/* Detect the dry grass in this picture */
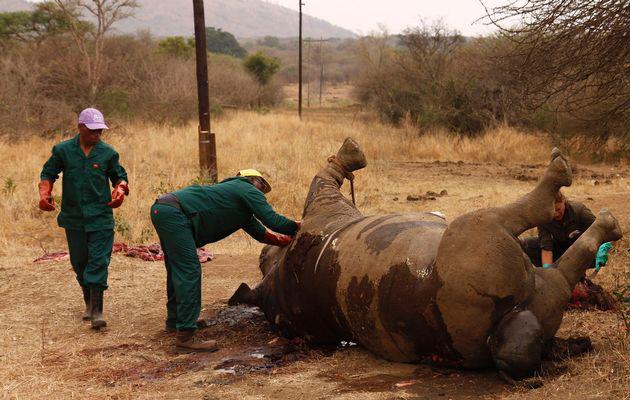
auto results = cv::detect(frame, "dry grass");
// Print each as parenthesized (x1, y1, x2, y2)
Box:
(0, 110, 627, 399)
(0, 111, 552, 256)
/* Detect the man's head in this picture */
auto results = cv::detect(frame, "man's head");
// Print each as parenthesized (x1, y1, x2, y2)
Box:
(553, 191, 566, 221)
(237, 169, 272, 194)
(78, 108, 108, 146)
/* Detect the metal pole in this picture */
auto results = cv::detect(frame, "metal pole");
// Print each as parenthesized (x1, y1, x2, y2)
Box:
(298, 1, 304, 119)
(192, 0, 217, 182)
(306, 39, 311, 108)
(319, 37, 324, 106)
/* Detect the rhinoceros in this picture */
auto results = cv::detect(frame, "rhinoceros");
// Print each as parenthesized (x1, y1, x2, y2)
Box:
(230, 138, 622, 378)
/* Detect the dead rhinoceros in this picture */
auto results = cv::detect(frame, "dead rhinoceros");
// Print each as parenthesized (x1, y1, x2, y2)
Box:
(230, 138, 622, 378)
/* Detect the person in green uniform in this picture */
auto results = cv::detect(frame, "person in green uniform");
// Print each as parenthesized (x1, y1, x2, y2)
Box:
(39, 108, 129, 329)
(521, 191, 612, 269)
(150, 169, 299, 352)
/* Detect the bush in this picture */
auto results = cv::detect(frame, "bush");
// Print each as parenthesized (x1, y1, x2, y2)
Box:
(0, 32, 284, 137)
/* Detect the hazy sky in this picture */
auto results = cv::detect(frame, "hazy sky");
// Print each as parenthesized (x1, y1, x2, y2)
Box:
(266, 0, 506, 36)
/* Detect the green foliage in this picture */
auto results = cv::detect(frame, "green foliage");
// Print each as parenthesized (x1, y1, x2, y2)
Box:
(243, 51, 280, 86)
(205, 27, 246, 58)
(0, 2, 73, 44)
(114, 212, 131, 240)
(190, 175, 216, 186)
(157, 36, 194, 59)
(257, 35, 281, 48)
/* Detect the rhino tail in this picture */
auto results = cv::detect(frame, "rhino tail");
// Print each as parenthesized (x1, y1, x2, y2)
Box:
(228, 282, 259, 306)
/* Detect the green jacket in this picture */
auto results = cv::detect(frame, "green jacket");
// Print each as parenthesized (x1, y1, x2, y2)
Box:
(40, 135, 128, 232)
(173, 177, 298, 247)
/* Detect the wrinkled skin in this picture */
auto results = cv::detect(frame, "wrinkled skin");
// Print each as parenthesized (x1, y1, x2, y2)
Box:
(230, 138, 623, 378)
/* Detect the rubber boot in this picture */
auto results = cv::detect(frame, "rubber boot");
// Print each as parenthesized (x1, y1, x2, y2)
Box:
(81, 286, 91, 321)
(90, 288, 107, 329)
(175, 329, 218, 353)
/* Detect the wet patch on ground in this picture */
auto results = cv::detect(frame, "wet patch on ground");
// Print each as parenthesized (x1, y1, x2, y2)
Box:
(88, 305, 337, 385)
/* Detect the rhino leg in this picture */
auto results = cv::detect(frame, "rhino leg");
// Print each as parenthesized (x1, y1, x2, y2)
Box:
(527, 209, 622, 340)
(302, 137, 366, 220)
(489, 310, 544, 379)
(496, 147, 572, 237)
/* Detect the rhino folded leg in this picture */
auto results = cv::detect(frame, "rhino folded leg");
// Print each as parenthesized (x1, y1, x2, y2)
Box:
(489, 310, 544, 379)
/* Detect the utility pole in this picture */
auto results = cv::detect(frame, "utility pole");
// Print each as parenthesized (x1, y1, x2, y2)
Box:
(298, 0, 304, 119)
(304, 38, 330, 107)
(306, 38, 311, 107)
(192, 0, 217, 181)
(319, 36, 324, 105)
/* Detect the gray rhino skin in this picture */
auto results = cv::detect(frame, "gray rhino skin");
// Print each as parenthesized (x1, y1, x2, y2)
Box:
(230, 138, 622, 378)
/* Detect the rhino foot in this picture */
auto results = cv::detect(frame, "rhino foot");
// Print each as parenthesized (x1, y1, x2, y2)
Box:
(547, 147, 572, 188)
(336, 137, 367, 172)
(594, 208, 623, 243)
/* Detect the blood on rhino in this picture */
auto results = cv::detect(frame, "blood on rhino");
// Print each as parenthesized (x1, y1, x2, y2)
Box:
(230, 138, 622, 378)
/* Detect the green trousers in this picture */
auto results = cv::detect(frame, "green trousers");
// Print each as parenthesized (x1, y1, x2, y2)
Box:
(150, 203, 201, 330)
(65, 229, 114, 291)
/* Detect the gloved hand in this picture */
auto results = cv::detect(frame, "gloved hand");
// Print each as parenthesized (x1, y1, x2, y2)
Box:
(38, 180, 55, 211)
(261, 230, 293, 247)
(107, 181, 129, 208)
(595, 242, 612, 271)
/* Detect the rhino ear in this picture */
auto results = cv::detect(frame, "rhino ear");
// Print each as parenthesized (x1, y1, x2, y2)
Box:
(228, 283, 258, 306)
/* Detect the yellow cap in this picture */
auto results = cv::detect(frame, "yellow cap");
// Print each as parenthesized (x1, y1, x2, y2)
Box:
(237, 169, 272, 194)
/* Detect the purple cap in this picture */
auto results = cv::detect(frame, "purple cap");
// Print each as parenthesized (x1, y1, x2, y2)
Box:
(78, 108, 108, 130)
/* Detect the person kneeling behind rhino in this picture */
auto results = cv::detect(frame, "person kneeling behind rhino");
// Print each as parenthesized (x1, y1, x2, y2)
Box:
(150, 169, 300, 352)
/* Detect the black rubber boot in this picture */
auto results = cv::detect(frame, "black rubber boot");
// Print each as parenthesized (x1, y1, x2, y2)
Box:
(90, 288, 107, 329)
(81, 286, 91, 321)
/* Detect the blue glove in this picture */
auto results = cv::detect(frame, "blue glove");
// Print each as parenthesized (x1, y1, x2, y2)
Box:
(595, 242, 612, 271)
(542, 263, 553, 268)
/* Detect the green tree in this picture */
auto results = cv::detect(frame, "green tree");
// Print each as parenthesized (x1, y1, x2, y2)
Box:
(0, 1, 74, 45)
(257, 35, 281, 48)
(157, 36, 193, 59)
(243, 51, 280, 86)
(205, 27, 246, 58)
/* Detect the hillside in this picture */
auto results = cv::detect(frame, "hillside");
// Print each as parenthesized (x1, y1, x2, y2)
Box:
(0, 0, 356, 38)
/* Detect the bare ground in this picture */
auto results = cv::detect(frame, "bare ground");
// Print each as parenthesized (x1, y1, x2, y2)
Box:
(1, 160, 628, 399)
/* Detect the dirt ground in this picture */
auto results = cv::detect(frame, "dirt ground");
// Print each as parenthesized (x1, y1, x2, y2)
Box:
(1, 160, 628, 399)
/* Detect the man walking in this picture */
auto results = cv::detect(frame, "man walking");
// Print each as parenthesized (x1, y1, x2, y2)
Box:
(39, 108, 129, 329)
(150, 169, 299, 352)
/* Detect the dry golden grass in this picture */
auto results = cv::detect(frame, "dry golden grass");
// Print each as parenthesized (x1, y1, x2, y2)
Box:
(0, 111, 552, 256)
(0, 110, 627, 399)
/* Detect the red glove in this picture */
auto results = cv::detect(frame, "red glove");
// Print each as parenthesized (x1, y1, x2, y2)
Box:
(38, 180, 55, 211)
(262, 230, 293, 247)
(107, 181, 129, 208)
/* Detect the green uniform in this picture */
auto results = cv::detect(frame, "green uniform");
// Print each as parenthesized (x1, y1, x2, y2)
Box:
(40, 135, 128, 290)
(150, 177, 298, 330)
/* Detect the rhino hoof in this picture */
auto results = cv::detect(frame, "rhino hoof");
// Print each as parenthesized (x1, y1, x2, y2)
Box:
(336, 137, 367, 172)
(596, 208, 623, 242)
